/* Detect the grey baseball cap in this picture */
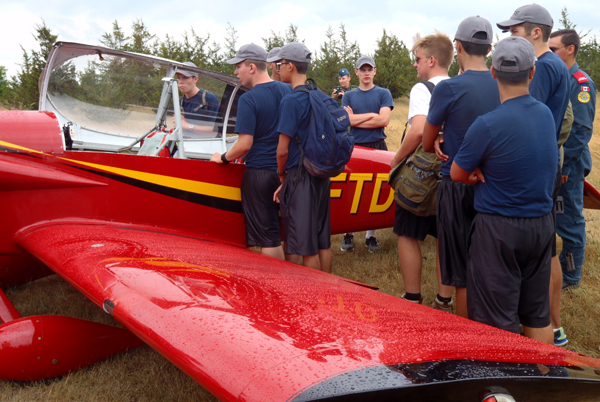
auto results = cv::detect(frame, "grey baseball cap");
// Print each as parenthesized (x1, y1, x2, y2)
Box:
(267, 47, 281, 62)
(356, 56, 376, 69)
(492, 36, 537, 72)
(226, 43, 267, 64)
(497, 3, 553, 31)
(267, 42, 311, 63)
(455, 16, 493, 45)
(177, 61, 198, 77)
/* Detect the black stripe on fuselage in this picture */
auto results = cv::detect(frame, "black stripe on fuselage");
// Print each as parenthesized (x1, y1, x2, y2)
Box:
(69, 164, 243, 214)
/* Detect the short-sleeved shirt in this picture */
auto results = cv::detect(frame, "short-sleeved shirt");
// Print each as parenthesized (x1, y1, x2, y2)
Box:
(235, 81, 292, 170)
(181, 89, 220, 123)
(454, 95, 558, 217)
(427, 70, 501, 176)
(529, 51, 570, 142)
(277, 85, 311, 170)
(407, 75, 450, 124)
(564, 63, 596, 176)
(342, 85, 394, 144)
(335, 84, 358, 105)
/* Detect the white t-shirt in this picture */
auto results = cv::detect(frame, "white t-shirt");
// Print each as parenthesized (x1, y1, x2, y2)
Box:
(407, 75, 450, 125)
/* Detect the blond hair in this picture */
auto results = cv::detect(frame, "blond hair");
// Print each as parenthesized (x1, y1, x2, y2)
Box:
(411, 31, 454, 71)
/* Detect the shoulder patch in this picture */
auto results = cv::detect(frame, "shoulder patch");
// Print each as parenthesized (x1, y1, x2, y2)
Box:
(573, 71, 589, 84)
(578, 91, 591, 103)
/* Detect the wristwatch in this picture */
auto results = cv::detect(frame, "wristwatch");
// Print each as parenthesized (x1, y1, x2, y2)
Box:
(189, 124, 195, 130)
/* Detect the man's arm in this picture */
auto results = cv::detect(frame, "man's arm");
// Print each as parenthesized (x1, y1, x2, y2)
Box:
(273, 134, 291, 203)
(422, 121, 442, 153)
(352, 106, 392, 129)
(210, 133, 253, 163)
(390, 115, 426, 167)
(344, 106, 376, 126)
(450, 161, 485, 184)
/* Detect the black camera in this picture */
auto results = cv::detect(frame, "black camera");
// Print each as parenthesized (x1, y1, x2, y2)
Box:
(334, 86, 344, 97)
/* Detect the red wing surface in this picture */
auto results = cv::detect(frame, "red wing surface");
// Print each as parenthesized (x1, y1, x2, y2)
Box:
(17, 222, 600, 402)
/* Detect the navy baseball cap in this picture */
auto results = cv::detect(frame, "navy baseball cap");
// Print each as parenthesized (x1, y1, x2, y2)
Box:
(338, 68, 350, 77)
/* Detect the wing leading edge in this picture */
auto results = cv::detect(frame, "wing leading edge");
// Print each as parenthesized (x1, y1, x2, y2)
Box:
(16, 221, 600, 402)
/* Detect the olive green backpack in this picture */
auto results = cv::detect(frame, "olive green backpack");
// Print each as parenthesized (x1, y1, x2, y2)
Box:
(388, 81, 442, 217)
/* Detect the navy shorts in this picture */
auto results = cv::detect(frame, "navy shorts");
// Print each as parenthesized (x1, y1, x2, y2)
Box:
(280, 167, 331, 256)
(437, 176, 476, 287)
(356, 138, 388, 151)
(467, 213, 553, 333)
(393, 203, 437, 241)
(241, 168, 282, 248)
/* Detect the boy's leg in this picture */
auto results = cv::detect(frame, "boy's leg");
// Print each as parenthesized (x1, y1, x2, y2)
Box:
(522, 325, 553, 344)
(318, 248, 332, 273)
(397, 235, 422, 294)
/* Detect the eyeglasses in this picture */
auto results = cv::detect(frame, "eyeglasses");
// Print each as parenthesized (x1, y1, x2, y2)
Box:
(549, 46, 566, 53)
(276, 62, 291, 70)
(414, 55, 430, 64)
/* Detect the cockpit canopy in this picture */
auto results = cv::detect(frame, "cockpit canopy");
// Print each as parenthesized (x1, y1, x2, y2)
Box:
(39, 42, 248, 159)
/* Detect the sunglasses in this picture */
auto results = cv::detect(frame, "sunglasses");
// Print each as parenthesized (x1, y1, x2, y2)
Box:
(276, 62, 291, 70)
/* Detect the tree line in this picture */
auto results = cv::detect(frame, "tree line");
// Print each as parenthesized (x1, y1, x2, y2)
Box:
(1, 10, 599, 111)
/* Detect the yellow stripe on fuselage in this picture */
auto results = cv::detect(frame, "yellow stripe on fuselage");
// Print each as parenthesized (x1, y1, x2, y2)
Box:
(60, 157, 242, 201)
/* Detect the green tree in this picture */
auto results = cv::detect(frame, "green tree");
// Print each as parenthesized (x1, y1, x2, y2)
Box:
(100, 21, 129, 50)
(3, 21, 57, 110)
(262, 30, 285, 51)
(0, 66, 8, 100)
(310, 24, 360, 93)
(373, 29, 416, 98)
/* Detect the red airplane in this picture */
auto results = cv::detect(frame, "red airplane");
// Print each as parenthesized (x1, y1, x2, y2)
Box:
(1, 42, 600, 402)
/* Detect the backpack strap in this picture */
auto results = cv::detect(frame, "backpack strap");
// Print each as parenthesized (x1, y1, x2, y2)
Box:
(181, 89, 208, 113)
(401, 81, 436, 143)
(420, 80, 435, 94)
(290, 84, 314, 180)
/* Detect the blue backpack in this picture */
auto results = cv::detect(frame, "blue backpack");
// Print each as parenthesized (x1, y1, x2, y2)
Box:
(292, 79, 354, 178)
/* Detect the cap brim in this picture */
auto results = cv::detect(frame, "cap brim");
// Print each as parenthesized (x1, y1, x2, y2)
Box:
(266, 56, 282, 63)
(226, 56, 246, 65)
(496, 19, 523, 30)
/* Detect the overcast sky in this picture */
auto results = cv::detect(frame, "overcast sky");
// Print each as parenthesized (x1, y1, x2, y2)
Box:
(2, 0, 599, 78)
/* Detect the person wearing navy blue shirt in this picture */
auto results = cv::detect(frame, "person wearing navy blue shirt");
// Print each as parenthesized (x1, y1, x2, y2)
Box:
(175, 61, 220, 138)
(549, 29, 597, 291)
(341, 56, 394, 253)
(211, 44, 291, 260)
(452, 37, 557, 344)
(270, 42, 332, 273)
(422, 16, 500, 318)
(497, 3, 570, 345)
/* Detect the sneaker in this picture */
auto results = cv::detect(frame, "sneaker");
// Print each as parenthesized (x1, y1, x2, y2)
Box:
(561, 281, 579, 292)
(341, 234, 354, 251)
(431, 295, 453, 313)
(401, 293, 423, 304)
(554, 327, 568, 347)
(365, 236, 381, 253)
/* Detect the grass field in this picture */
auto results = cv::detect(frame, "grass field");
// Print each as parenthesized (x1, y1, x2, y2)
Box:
(1, 98, 600, 401)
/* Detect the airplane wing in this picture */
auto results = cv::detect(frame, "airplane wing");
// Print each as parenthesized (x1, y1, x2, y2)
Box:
(16, 220, 600, 402)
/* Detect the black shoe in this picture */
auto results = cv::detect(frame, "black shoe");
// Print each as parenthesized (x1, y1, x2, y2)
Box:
(365, 236, 381, 253)
(341, 233, 354, 251)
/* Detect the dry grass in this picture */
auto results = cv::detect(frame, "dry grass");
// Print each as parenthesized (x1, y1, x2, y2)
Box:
(1, 98, 600, 401)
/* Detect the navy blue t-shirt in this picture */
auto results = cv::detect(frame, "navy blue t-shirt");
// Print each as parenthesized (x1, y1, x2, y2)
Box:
(427, 70, 501, 176)
(530, 51, 570, 142)
(453, 95, 558, 217)
(181, 89, 220, 122)
(277, 85, 311, 170)
(235, 81, 291, 170)
(342, 85, 394, 143)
